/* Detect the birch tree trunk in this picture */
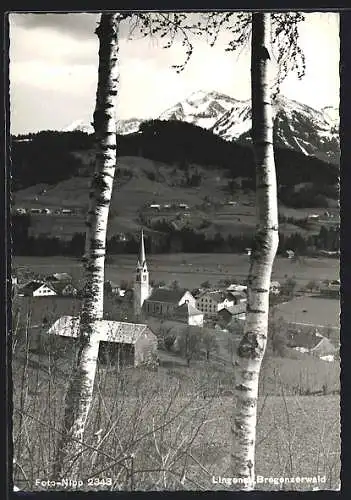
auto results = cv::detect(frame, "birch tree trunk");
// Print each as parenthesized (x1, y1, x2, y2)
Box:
(230, 12, 279, 490)
(52, 13, 120, 480)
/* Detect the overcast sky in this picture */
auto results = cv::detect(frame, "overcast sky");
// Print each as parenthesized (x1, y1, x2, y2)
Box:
(9, 12, 339, 135)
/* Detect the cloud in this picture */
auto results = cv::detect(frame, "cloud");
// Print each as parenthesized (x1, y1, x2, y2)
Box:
(10, 13, 99, 40)
(9, 11, 339, 134)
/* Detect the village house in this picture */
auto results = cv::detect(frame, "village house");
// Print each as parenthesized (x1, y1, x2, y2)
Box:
(45, 315, 158, 368)
(104, 280, 122, 296)
(287, 330, 338, 361)
(48, 281, 78, 297)
(19, 280, 57, 297)
(217, 303, 247, 329)
(227, 290, 247, 304)
(173, 301, 204, 327)
(196, 290, 234, 318)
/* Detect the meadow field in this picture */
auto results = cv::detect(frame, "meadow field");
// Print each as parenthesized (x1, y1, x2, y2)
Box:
(12, 340, 340, 492)
(13, 253, 339, 290)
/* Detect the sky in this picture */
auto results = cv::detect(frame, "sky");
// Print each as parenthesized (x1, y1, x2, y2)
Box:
(9, 12, 339, 135)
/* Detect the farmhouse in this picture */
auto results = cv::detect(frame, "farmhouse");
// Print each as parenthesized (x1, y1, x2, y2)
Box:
(46, 316, 158, 368)
(196, 290, 234, 318)
(227, 290, 247, 304)
(19, 281, 57, 297)
(104, 280, 121, 296)
(48, 281, 78, 297)
(288, 331, 338, 361)
(217, 303, 247, 328)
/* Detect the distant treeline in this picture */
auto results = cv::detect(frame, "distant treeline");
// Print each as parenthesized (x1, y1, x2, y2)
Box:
(11, 123, 338, 196)
(13, 214, 339, 257)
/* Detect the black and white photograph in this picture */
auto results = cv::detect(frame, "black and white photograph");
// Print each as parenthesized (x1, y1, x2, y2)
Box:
(9, 10, 340, 492)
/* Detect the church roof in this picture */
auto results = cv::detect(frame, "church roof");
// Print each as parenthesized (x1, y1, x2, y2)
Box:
(146, 288, 189, 304)
(47, 315, 155, 344)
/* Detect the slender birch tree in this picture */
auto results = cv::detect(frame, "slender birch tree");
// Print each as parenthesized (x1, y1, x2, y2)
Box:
(51, 12, 204, 481)
(195, 10, 305, 488)
(52, 13, 121, 479)
(230, 13, 279, 489)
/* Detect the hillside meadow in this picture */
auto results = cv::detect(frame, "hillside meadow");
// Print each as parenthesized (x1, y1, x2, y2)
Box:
(12, 329, 340, 492)
(14, 155, 339, 241)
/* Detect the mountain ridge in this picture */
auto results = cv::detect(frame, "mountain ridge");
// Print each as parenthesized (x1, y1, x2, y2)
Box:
(58, 90, 339, 164)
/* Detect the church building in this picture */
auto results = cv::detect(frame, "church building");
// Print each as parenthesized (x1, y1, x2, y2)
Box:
(133, 231, 203, 327)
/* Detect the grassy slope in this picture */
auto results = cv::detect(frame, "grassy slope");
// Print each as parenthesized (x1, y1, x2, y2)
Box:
(14, 156, 339, 240)
(12, 340, 340, 491)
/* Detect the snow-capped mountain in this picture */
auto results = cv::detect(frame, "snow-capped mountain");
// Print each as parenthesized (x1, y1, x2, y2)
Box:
(62, 90, 339, 164)
(158, 90, 241, 129)
(117, 118, 143, 135)
(62, 119, 94, 134)
(62, 118, 143, 135)
(212, 95, 339, 164)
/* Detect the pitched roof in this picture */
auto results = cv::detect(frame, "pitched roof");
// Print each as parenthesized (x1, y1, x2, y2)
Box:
(48, 281, 77, 294)
(198, 290, 231, 303)
(219, 303, 247, 316)
(20, 280, 55, 294)
(226, 284, 247, 292)
(146, 288, 189, 304)
(47, 315, 156, 344)
(175, 302, 203, 318)
(288, 331, 337, 353)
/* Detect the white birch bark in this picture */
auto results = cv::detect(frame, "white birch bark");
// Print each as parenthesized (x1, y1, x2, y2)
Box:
(52, 13, 120, 480)
(230, 12, 279, 490)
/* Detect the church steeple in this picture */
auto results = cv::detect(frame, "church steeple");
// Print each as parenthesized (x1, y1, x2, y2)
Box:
(134, 229, 150, 317)
(137, 229, 147, 270)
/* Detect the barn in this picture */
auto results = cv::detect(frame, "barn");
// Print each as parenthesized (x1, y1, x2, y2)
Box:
(45, 315, 158, 368)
